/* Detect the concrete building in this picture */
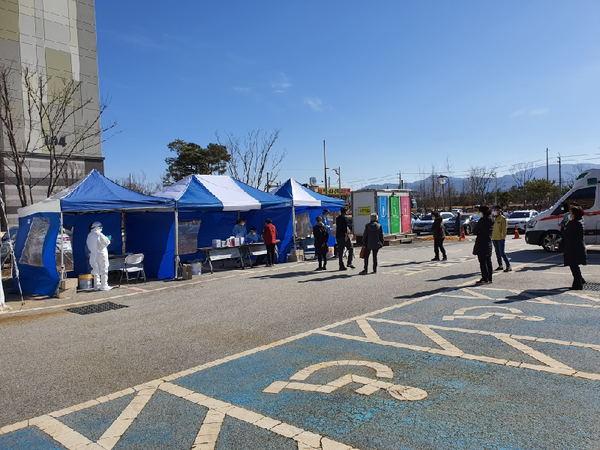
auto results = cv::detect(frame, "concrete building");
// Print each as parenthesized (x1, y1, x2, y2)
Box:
(0, 0, 104, 227)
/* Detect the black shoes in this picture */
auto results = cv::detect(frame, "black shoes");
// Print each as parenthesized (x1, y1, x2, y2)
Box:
(431, 257, 440, 261)
(360, 269, 368, 275)
(339, 266, 347, 271)
(442, 256, 447, 261)
(495, 266, 503, 271)
(348, 264, 355, 269)
(476, 279, 492, 284)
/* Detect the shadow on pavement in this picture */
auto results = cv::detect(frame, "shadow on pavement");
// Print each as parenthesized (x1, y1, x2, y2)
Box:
(394, 286, 461, 299)
(381, 261, 427, 268)
(298, 273, 354, 283)
(516, 264, 560, 272)
(426, 272, 479, 282)
(494, 288, 569, 304)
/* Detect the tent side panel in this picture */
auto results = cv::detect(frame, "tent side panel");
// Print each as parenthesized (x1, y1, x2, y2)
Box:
(13, 213, 61, 296)
(125, 212, 175, 279)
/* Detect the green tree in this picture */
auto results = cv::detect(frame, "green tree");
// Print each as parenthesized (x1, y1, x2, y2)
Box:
(164, 140, 230, 185)
(524, 178, 558, 205)
(496, 191, 513, 209)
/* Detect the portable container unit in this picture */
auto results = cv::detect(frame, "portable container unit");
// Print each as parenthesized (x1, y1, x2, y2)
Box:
(352, 189, 412, 238)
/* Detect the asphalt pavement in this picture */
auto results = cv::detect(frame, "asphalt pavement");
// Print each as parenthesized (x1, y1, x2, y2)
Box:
(0, 238, 599, 449)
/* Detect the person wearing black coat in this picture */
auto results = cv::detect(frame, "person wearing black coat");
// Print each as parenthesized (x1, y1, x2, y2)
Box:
(313, 216, 330, 271)
(360, 213, 385, 274)
(430, 211, 447, 261)
(472, 205, 494, 284)
(562, 206, 587, 290)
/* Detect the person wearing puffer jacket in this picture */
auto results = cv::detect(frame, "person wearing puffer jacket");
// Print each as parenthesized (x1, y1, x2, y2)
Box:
(360, 213, 384, 274)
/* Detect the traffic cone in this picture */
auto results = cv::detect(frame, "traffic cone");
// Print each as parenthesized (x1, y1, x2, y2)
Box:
(459, 226, 466, 241)
(513, 225, 520, 239)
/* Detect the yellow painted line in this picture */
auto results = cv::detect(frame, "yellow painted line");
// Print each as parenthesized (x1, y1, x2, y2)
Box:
(410, 324, 462, 353)
(356, 319, 381, 341)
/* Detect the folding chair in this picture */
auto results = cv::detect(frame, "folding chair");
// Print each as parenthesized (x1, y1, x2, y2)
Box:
(119, 253, 147, 286)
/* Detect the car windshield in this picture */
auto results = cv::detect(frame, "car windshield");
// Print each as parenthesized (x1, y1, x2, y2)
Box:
(420, 214, 432, 221)
(509, 212, 531, 218)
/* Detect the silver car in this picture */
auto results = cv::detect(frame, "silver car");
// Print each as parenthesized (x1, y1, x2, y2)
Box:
(507, 210, 538, 233)
(412, 212, 455, 235)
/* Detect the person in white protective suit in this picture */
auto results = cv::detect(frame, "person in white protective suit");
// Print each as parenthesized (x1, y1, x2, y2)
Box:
(86, 222, 112, 291)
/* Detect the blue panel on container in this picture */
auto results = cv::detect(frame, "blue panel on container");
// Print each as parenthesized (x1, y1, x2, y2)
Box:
(377, 196, 390, 234)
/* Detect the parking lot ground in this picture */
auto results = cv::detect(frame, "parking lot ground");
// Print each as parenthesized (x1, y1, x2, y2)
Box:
(2, 278, 599, 449)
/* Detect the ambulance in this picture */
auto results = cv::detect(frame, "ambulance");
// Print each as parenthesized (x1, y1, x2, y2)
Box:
(525, 169, 600, 251)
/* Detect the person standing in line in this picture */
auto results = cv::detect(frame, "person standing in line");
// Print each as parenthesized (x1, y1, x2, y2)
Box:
(562, 205, 587, 290)
(361, 213, 384, 274)
(492, 205, 512, 272)
(430, 211, 447, 261)
(454, 211, 462, 236)
(313, 216, 330, 271)
(335, 206, 355, 270)
(261, 218, 277, 267)
(472, 205, 494, 284)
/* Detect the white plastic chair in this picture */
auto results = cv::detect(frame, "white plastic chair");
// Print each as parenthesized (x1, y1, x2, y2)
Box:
(119, 253, 146, 286)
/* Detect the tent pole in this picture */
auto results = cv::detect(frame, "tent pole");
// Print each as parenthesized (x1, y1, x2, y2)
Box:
(174, 208, 180, 279)
(59, 212, 65, 280)
(291, 206, 297, 250)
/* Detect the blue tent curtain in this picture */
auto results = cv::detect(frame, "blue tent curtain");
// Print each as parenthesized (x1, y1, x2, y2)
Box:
(13, 213, 61, 296)
(126, 211, 175, 279)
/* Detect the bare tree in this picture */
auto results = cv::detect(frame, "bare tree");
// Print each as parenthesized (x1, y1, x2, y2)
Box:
(467, 165, 498, 205)
(0, 64, 117, 206)
(509, 162, 536, 204)
(60, 161, 85, 189)
(113, 170, 163, 195)
(217, 128, 287, 190)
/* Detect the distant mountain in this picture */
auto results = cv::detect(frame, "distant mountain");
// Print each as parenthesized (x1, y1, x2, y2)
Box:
(360, 163, 600, 191)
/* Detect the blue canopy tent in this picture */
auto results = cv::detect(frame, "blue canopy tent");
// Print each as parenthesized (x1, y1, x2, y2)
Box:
(14, 170, 174, 296)
(140, 175, 292, 278)
(271, 179, 345, 252)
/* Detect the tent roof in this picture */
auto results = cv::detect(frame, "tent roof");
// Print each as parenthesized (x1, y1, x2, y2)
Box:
(154, 175, 291, 211)
(18, 169, 174, 217)
(271, 178, 346, 209)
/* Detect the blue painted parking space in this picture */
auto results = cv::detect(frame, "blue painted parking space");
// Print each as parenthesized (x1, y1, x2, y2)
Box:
(1, 287, 600, 449)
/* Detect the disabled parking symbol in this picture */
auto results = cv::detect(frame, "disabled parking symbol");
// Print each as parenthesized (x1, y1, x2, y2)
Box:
(263, 360, 428, 401)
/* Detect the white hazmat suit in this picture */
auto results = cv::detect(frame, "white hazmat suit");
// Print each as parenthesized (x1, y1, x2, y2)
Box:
(86, 222, 112, 291)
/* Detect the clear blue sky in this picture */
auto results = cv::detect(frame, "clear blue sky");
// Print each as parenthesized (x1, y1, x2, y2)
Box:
(96, 1, 600, 189)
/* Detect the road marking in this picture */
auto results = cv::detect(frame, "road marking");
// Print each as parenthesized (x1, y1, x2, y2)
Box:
(411, 324, 462, 353)
(264, 360, 428, 401)
(442, 305, 545, 321)
(356, 319, 381, 340)
(192, 409, 226, 450)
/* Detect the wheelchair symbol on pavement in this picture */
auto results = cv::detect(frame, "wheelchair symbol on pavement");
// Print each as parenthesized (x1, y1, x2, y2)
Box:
(263, 360, 428, 401)
(442, 306, 545, 322)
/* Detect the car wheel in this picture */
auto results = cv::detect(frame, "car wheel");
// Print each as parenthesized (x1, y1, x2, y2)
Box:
(541, 231, 562, 252)
(464, 225, 471, 235)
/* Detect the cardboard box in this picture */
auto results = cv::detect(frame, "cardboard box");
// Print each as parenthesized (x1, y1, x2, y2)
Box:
(59, 278, 78, 290)
(182, 264, 193, 280)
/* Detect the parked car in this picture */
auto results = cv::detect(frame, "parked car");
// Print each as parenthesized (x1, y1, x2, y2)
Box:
(1, 226, 19, 263)
(445, 214, 480, 235)
(507, 210, 538, 233)
(412, 212, 455, 235)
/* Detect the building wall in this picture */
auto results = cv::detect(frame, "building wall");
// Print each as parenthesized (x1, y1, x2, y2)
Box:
(0, 0, 103, 227)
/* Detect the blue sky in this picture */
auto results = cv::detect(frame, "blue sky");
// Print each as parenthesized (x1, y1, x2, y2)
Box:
(96, 1, 600, 189)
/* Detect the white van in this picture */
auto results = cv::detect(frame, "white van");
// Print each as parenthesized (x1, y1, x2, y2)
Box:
(526, 169, 599, 251)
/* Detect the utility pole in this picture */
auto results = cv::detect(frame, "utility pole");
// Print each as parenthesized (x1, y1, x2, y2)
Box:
(546, 148, 549, 181)
(266, 172, 270, 192)
(557, 154, 562, 191)
(493, 173, 497, 205)
(332, 167, 342, 189)
(398, 171, 402, 189)
(323, 140, 328, 195)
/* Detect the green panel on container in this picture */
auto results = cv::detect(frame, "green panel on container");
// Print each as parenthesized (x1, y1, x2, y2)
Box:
(390, 195, 400, 234)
